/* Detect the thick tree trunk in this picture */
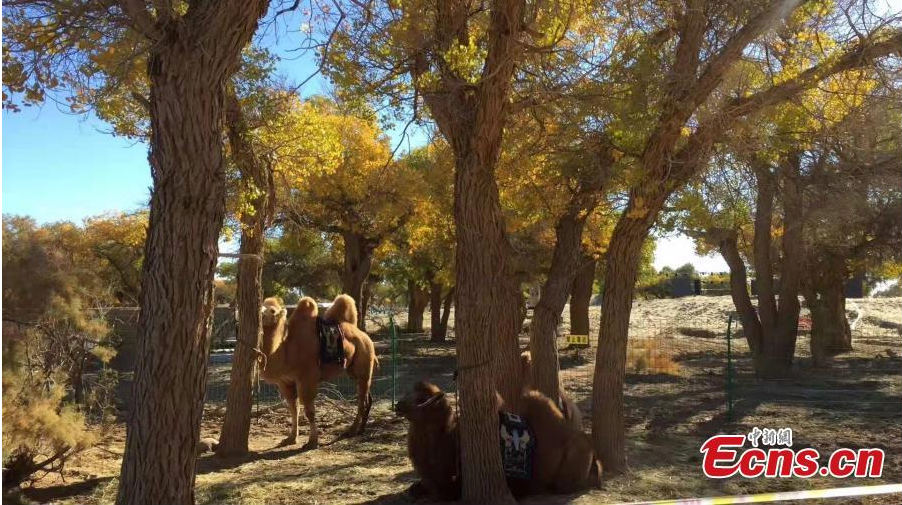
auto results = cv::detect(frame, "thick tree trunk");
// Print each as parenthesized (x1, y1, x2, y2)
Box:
(216, 91, 273, 456)
(341, 232, 375, 331)
(753, 166, 778, 332)
(116, 4, 268, 498)
(420, 0, 526, 499)
(569, 254, 596, 337)
(741, 159, 805, 378)
(760, 163, 805, 377)
(808, 275, 852, 365)
(452, 147, 523, 502)
(717, 232, 763, 354)
(529, 214, 585, 401)
(591, 214, 651, 474)
(406, 279, 429, 333)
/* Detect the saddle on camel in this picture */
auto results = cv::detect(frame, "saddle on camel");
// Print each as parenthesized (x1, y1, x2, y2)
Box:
(258, 294, 378, 450)
(395, 380, 602, 499)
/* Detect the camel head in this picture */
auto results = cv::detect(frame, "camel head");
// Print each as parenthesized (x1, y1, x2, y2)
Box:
(395, 381, 452, 423)
(260, 297, 287, 328)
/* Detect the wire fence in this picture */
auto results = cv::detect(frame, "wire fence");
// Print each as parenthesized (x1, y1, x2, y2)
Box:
(201, 302, 901, 443)
(204, 309, 458, 410)
(726, 314, 902, 430)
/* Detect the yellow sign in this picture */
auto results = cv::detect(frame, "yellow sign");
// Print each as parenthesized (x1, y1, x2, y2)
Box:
(566, 334, 589, 347)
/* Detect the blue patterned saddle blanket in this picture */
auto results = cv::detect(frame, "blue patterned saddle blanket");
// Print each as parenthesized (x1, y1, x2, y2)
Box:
(316, 316, 345, 366)
(499, 411, 536, 480)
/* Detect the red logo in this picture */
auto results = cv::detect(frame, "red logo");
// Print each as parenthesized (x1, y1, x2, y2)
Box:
(701, 429, 884, 478)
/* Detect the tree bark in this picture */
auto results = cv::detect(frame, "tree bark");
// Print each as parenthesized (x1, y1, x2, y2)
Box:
(569, 255, 596, 337)
(717, 231, 762, 354)
(439, 286, 454, 340)
(341, 232, 375, 331)
(530, 139, 614, 401)
(406, 279, 429, 333)
(721, 160, 806, 378)
(216, 90, 273, 456)
(807, 274, 853, 365)
(452, 147, 522, 503)
(429, 280, 442, 341)
(753, 165, 778, 333)
(529, 215, 584, 402)
(430, 282, 453, 342)
(591, 214, 653, 474)
(765, 162, 804, 376)
(116, 4, 267, 501)
(418, 0, 526, 499)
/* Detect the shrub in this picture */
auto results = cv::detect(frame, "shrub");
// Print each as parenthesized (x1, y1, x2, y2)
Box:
(678, 327, 718, 339)
(627, 339, 681, 376)
(1, 299, 117, 488)
(2, 341, 97, 488)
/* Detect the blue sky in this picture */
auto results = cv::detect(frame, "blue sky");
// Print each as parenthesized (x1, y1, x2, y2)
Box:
(0, 7, 726, 271)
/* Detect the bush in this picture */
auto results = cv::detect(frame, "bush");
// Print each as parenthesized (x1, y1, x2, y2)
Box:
(2, 340, 97, 488)
(1, 300, 118, 488)
(627, 339, 681, 376)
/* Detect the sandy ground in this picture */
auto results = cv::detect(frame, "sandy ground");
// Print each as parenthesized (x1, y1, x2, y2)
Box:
(15, 296, 902, 505)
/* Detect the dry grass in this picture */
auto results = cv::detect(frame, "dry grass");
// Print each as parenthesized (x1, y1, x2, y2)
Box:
(627, 339, 681, 376)
(14, 296, 902, 505)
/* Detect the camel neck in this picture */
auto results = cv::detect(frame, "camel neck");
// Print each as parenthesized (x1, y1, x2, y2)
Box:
(261, 318, 286, 356)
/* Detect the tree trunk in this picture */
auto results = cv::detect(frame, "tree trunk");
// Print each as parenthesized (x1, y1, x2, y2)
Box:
(449, 137, 522, 504)
(430, 281, 453, 342)
(406, 279, 429, 333)
(429, 280, 442, 341)
(808, 275, 852, 365)
(362, 277, 373, 328)
(591, 214, 651, 475)
(753, 165, 778, 332)
(761, 161, 805, 377)
(341, 232, 375, 331)
(216, 90, 273, 456)
(740, 158, 806, 378)
(569, 254, 596, 336)
(717, 231, 763, 354)
(439, 287, 454, 340)
(116, 5, 268, 498)
(529, 214, 586, 401)
(420, 0, 526, 498)
(530, 137, 614, 401)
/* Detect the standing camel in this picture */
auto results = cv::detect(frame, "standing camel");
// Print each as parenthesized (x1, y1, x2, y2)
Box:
(259, 294, 378, 450)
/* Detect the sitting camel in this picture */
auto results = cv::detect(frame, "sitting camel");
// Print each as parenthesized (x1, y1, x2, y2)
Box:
(394, 381, 460, 500)
(395, 380, 601, 499)
(519, 350, 583, 430)
(259, 294, 377, 450)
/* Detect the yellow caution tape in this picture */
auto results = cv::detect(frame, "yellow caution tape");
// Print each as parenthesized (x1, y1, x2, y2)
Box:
(613, 484, 902, 505)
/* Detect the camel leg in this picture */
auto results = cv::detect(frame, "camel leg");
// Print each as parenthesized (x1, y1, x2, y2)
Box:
(343, 374, 372, 437)
(277, 382, 299, 446)
(299, 380, 319, 451)
(553, 441, 595, 493)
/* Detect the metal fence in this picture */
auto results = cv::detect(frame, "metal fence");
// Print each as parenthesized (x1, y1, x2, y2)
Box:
(201, 304, 901, 443)
(204, 312, 458, 410)
(203, 309, 736, 430)
(726, 314, 902, 427)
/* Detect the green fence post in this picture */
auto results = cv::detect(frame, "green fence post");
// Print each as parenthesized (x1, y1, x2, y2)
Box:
(726, 313, 734, 422)
(390, 316, 398, 409)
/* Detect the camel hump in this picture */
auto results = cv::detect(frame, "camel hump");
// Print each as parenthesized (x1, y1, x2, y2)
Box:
(292, 297, 318, 320)
(325, 294, 358, 326)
